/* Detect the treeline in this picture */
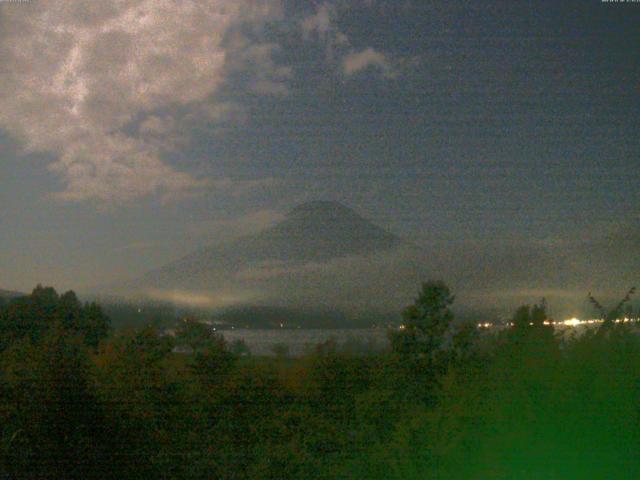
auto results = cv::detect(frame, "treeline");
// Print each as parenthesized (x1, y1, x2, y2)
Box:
(0, 283, 639, 479)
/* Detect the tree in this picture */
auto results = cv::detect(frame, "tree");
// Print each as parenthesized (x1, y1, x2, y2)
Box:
(174, 318, 216, 352)
(0, 329, 110, 479)
(270, 342, 290, 359)
(451, 321, 479, 362)
(78, 302, 111, 349)
(0, 286, 110, 351)
(511, 299, 549, 332)
(588, 287, 636, 327)
(512, 305, 532, 330)
(391, 281, 454, 357)
(531, 298, 547, 326)
(190, 333, 236, 383)
(91, 326, 177, 477)
(230, 338, 251, 357)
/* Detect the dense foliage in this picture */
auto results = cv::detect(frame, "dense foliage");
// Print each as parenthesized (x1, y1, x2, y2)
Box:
(1, 284, 639, 479)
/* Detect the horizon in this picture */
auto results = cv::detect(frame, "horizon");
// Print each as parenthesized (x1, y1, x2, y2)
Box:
(2, 198, 638, 320)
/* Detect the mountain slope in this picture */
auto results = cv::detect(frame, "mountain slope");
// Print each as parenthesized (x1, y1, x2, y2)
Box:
(138, 201, 405, 291)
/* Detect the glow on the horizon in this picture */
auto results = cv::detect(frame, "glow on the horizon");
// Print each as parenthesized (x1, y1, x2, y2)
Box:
(563, 318, 582, 327)
(470, 317, 636, 330)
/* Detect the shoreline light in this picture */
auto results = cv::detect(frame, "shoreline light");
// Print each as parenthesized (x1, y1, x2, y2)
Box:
(563, 318, 582, 327)
(471, 317, 637, 330)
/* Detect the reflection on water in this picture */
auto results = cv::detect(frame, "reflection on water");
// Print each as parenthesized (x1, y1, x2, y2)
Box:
(219, 328, 390, 356)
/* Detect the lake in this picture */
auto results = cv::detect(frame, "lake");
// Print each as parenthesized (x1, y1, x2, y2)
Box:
(219, 328, 390, 356)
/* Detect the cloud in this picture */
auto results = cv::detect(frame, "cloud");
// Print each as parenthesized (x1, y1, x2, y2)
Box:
(300, 3, 411, 79)
(238, 43, 293, 96)
(143, 287, 257, 309)
(342, 47, 392, 77)
(300, 2, 349, 62)
(231, 246, 430, 312)
(234, 259, 328, 281)
(0, 0, 285, 205)
(226, 230, 639, 317)
(301, 2, 334, 38)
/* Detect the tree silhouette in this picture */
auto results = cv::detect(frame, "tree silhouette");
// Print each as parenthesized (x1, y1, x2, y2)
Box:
(0, 285, 110, 351)
(174, 318, 216, 352)
(511, 299, 549, 332)
(531, 298, 547, 326)
(391, 281, 454, 357)
(512, 305, 532, 330)
(588, 287, 636, 327)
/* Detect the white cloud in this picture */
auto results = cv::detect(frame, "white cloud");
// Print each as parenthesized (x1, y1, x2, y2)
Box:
(300, 2, 406, 80)
(0, 0, 285, 205)
(239, 43, 293, 96)
(342, 47, 392, 77)
(301, 2, 334, 38)
(300, 2, 349, 62)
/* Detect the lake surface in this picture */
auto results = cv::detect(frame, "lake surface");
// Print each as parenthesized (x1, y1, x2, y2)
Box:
(219, 328, 390, 356)
(218, 323, 640, 356)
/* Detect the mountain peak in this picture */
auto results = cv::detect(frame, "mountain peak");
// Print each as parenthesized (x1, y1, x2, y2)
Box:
(260, 200, 403, 260)
(287, 200, 356, 219)
(134, 200, 405, 296)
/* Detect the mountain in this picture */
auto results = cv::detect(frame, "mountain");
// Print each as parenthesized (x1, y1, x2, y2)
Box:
(139, 201, 404, 289)
(116, 201, 413, 322)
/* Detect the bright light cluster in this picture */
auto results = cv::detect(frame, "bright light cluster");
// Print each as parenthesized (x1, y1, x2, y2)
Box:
(476, 317, 638, 329)
(563, 318, 582, 327)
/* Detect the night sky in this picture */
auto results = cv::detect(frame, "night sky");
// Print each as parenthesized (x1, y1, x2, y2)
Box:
(1, 1, 638, 315)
